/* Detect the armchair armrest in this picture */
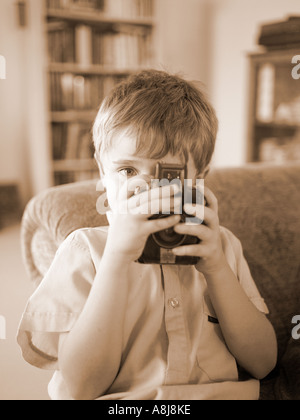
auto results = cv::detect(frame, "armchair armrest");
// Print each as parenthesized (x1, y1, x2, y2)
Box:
(21, 179, 108, 286)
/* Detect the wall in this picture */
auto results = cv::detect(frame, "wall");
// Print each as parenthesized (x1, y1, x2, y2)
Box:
(0, 0, 29, 203)
(0, 0, 52, 205)
(209, 0, 300, 168)
(155, 0, 214, 87)
(24, 0, 52, 198)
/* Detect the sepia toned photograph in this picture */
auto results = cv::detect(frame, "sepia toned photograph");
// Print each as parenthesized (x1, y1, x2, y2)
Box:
(0, 0, 299, 403)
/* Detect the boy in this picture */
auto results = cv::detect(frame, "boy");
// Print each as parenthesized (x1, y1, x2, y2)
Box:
(17, 70, 277, 400)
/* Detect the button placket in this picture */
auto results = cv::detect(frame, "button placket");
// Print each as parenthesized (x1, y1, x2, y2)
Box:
(162, 265, 189, 385)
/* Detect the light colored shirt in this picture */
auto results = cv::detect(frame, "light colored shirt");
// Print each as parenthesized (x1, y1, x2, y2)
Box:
(17, 226, 268, 400)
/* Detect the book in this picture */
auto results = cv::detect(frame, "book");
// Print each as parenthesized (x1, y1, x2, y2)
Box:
(77, 128, 94, 159)
(259, 135, 300, 163)
(259, 16, 300, 36)
(47, 25, 75, 63)
(258, 16, 300, 48)
(51, 122, 94, 161)
(75, 25, 93, 66)
(46, 0, 153, 17)
(64, 123, 81, 159)
(47, 0, 104, 11)
(0, 184, 22, 229)
(48, 24, 152, 67)
(256, 63, 275, 123)
(50, 72, 126, 111)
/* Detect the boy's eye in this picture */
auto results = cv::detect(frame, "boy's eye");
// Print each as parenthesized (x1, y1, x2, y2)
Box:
(118, 168, 137, 177)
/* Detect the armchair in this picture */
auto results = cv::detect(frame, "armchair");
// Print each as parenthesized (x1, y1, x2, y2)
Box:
(20, 162, 300, 400)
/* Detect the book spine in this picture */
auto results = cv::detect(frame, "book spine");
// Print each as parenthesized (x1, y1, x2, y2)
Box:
(46, 0, 154, 18)
(75, 25, 93, 66)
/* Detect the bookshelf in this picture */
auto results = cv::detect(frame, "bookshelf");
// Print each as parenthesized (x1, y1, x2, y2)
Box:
(247, 49, 300, 164)
(45, 0, 156, 185)
(247, 17, 300, 164)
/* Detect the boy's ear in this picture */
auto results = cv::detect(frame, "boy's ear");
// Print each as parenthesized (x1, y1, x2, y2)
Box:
(95, 153, 106, 186)
(100, 172, 106, 189)
(99, 166, 105, 183)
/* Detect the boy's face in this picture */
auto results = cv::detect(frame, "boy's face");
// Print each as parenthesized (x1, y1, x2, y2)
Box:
(100, 131, 199, 213)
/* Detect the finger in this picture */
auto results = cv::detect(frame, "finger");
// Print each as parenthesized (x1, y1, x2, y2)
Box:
(203, 187, 218, 213)
(146, 215, 181, 235)
(128, 183, 180, 211)
(184, 203, 219, 228)
(131, 196, 181, 216)
(174, 223, 211, 240)
(172, 243, 205, 257)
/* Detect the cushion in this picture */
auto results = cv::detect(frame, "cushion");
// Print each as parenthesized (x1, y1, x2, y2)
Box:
(274, 337, 300, 400)
(21, 179, 107, 286)
(206, 163, 300, 360)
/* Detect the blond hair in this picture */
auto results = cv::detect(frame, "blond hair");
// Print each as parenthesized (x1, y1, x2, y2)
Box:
(93, 70, 218, 174)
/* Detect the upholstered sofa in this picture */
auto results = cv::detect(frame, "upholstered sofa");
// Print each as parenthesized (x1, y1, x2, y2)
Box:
(20, 162, 300, 400)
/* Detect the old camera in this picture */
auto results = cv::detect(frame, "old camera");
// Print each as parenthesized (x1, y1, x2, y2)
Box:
(137, 163, 204, 265)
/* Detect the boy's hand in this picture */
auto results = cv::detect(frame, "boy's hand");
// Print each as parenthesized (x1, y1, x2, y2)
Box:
(172, 187, 227, 276)
(105, 178, 181, 262)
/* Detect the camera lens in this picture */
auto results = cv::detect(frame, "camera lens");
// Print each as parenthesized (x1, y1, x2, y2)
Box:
(152, 216, 186, 249)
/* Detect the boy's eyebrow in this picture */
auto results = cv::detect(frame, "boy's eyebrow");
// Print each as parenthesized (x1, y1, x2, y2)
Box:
(111, 158, 183, 165)
(112, 159, 141, 165)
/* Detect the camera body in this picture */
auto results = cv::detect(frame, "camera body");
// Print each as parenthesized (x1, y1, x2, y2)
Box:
(137, 163, 204, 265)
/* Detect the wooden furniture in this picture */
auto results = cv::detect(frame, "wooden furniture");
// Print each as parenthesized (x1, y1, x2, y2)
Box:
(247, 49, 300, 164)
(45, 0, 155, 185)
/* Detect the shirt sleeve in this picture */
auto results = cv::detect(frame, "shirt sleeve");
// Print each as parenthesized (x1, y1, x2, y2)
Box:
(17, 230, 97, 370)
(220, 227, 269, 315)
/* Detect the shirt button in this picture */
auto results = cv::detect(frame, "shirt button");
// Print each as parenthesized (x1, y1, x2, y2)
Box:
(168, 298, 180, 308)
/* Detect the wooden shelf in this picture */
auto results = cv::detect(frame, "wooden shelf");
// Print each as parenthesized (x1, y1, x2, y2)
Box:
(249, 48, 300, 64)
(253, 121, 298, 146)
(46, 9, 155, 27)
(48, 62, 148, 75)
(255, 121, 300, 130)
